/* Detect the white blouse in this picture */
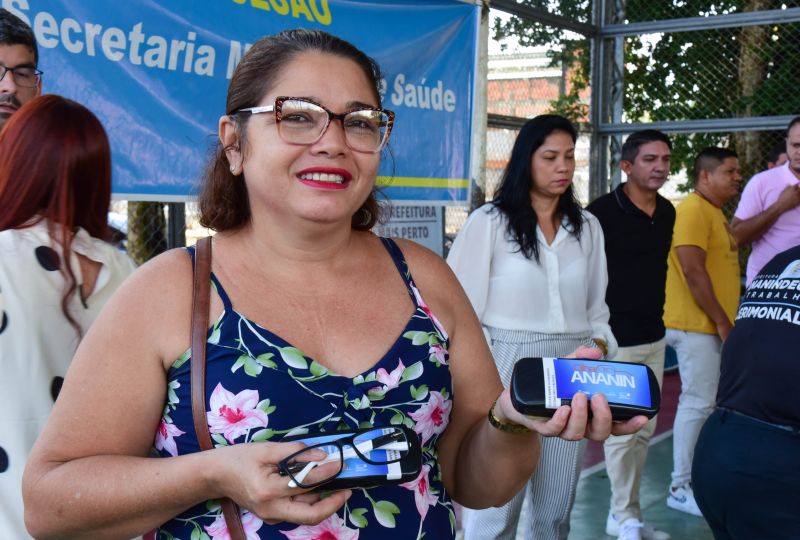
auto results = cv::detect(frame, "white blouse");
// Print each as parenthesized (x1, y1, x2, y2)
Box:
(0, 220, 136, 536)
(447, 204, 617, 357)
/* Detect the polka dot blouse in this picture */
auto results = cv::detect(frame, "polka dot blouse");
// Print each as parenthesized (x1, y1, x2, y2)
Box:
(0, 219, 136, 536)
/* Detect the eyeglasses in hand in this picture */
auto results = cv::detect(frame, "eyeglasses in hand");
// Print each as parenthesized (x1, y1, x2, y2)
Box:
(278, 426, 410, 489)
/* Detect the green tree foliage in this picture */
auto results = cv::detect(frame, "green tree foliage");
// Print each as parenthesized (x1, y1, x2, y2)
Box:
(495, 0, 800, 188)
(493, 1, 592, 124)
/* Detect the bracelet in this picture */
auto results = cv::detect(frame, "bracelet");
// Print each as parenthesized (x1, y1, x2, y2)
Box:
(592, 337, 609, 357)
(487, 398, 533, 434)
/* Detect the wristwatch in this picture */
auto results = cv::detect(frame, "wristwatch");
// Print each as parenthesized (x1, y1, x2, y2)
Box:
(487, 397, 533, 434)
(592, 337, 608, 357)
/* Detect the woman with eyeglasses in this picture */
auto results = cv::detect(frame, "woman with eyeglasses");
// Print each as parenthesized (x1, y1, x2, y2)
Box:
(23, 31, 644, 540)
(0, 95, 136, 537)
(448, 115, 618, 540)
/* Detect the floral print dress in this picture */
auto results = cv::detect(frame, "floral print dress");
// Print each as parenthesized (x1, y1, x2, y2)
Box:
(153, 238, 456, 540)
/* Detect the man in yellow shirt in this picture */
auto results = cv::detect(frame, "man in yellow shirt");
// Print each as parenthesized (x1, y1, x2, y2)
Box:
(663, 147, 741, 517)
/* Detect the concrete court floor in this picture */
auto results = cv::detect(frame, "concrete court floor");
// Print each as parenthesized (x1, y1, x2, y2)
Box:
(456, 433, 714, 540)
(568, 434, 714, 540)
(457, 371, 716, 539)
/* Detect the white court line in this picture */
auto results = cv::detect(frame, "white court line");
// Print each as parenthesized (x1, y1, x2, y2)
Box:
(579, 429, 674, 480)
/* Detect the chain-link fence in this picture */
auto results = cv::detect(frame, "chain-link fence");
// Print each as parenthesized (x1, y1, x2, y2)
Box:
(108, 201, 165, 266)
(115, 0, 799, 264)
(109, 201, 211, 266)
(605, 22, 799, 180)
(618, 0, 799, 23)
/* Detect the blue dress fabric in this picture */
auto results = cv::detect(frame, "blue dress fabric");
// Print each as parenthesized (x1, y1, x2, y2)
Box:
(153, 237, 456, 540)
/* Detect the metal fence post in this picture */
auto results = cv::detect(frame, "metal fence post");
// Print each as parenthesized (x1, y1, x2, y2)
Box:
(167, 202, 186, 249)
(589, 0, 610, 201)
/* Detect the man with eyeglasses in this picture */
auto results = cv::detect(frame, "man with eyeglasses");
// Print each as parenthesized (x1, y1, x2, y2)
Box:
(0, 8, 41, 129)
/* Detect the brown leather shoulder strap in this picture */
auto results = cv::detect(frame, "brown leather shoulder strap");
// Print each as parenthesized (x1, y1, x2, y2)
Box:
(190, 236, 246, 540)
(190, 236, 213, 452)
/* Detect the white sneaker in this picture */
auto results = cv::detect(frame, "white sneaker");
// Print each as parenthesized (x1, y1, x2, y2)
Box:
(606, 512, 671, 540)
(618, 519, 643, 540)
(666, 483, 703, 517)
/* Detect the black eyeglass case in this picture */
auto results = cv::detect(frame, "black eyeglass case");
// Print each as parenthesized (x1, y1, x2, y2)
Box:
(281, 425, 422, 492)
(511, 356, 661, 421)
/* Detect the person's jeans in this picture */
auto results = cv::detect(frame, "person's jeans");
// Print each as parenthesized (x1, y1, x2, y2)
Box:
(693, 408, 800, 539)
(603, 338, 666, 522)
(665, 329, 720, 487)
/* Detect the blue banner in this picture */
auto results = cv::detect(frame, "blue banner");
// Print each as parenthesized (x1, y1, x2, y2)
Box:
(6, 0, 478, 203)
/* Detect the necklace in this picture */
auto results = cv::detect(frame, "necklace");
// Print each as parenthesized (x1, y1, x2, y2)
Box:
(693, 188, 721, 208)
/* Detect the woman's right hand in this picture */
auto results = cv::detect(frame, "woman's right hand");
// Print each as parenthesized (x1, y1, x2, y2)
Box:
(494, 345, 648, 441)
(209, 441, 351, 525)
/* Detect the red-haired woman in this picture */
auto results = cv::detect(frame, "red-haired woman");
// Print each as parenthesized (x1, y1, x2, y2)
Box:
(0, 94, 135, 536)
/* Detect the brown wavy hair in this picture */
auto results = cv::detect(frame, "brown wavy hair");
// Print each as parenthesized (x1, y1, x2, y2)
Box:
(199, 29, 386, 232)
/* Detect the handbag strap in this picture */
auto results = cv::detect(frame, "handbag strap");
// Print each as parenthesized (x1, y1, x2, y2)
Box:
(190, 236, 246, 540)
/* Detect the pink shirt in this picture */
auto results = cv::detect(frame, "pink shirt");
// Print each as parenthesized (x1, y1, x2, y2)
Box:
(734, 162, 800, 284)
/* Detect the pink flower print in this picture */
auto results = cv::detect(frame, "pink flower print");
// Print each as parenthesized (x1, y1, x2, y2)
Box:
(409, 283, 448, 340)
(207, 383, 269, 444)
(409, 391, 452, 444)
(400, 464, 439, 521)
(205, 509, 263, 540)
(280, 514, 359, 540)
(375, 360, 405, 391)
(154, 419, 185, 457)
(428, 343, 448, 365)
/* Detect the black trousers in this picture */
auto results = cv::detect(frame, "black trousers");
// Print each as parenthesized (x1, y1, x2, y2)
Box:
(692, 408, 800, 540)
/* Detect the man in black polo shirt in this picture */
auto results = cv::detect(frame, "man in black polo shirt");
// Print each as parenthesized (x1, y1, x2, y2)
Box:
(692, 244, 800, 538)
(587, 129, 675, 540)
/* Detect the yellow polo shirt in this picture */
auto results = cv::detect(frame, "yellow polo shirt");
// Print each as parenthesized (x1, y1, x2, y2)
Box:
(664, 193, 740, 334)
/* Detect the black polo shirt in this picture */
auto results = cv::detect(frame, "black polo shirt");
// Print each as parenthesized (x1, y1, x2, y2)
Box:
(586, 184, 675, 347)
(717, 245, 800, 428)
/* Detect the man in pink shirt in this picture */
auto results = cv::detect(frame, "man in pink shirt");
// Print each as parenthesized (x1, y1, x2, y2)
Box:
(732, 116, 800, 284)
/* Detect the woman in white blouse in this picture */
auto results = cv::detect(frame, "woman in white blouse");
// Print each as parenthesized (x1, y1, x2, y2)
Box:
(0, 95, 136, 536)
(448, 115, 616, 540)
